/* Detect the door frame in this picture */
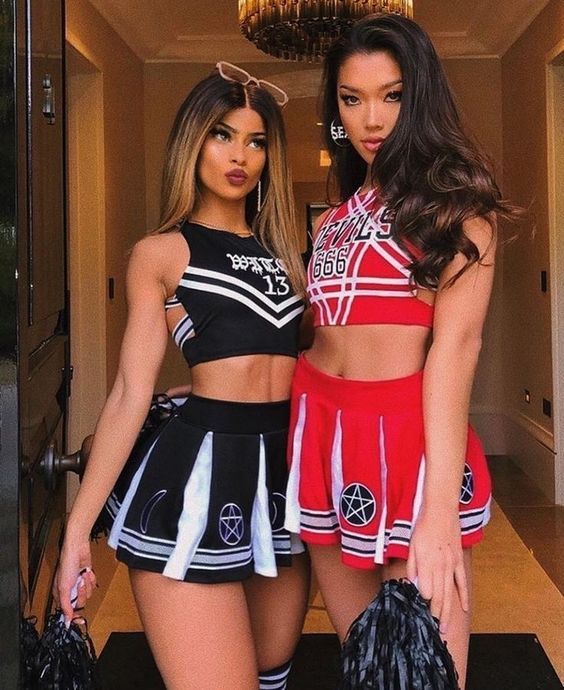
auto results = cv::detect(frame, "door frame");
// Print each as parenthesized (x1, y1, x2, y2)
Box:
(546, 38, 564, 506)
(65, 40, 107, 500)
(0, 0, 21, 683)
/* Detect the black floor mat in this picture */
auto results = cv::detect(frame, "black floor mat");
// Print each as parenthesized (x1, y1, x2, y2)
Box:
(95, 631, 562, 689)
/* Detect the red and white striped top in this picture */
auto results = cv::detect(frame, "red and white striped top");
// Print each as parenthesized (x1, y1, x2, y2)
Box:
(308, 188, 434, 328)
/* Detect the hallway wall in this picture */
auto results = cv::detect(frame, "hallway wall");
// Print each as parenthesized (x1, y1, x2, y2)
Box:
(443, 58, 506, 452)
(501, 0, 564, 499)
(67, 0, 146, 391)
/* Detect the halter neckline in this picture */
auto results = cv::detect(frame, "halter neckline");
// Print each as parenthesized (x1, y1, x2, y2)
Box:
(354, 186, 379, 203)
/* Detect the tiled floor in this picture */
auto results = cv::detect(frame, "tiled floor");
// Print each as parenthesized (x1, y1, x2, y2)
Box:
(90, 458, 564, 682)
(489, 456, 564, 594)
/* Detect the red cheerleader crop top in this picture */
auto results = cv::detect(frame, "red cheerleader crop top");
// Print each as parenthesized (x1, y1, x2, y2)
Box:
(307, 188, 434, 328)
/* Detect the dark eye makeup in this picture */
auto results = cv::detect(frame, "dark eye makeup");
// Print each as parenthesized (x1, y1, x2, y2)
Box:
(385, 90, 402, 102)
(210, 126, 266, 150)
(338, 90, 402, 105)
(210, 126, 230, 140)
(339, 94, 360, 105)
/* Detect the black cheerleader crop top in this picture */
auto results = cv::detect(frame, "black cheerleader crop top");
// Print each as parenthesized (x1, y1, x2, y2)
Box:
(165, 221, 305, 367)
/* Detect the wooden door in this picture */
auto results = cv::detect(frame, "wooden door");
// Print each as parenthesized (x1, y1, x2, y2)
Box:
(0, 0, 70, 685)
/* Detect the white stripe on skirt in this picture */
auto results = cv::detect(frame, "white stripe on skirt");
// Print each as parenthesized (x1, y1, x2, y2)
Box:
(481, 495, 492, 527)
(284, 393, 307, 534)
(330, 410, 344, 526)
(412, 455, 427, 528)
(251, 435, 277, 577)
(374, 415, 388, 564)
(163, 432, 214, 579)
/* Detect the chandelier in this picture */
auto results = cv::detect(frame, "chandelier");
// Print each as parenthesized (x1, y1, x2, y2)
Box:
(238, 1, 414, 62)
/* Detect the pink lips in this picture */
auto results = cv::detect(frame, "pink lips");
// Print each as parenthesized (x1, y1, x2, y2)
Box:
(361, 138, 385, 153)
(225, 168, 248, 185)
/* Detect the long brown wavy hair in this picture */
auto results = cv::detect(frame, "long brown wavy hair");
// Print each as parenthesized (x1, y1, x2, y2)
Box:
(154, 71, 305, 296)
(322, 13, 518, 288)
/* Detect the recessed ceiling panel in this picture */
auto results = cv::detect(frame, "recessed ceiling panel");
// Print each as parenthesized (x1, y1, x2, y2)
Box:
(87, 0, 552, 61)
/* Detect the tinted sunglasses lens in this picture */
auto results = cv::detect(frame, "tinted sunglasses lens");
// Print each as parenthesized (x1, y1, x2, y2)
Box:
(259, 81, 288, 107)
(218, 62, 249, 84)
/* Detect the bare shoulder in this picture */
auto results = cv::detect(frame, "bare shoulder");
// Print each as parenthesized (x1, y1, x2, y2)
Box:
(131, 231, 188, 267)
(129, 230, 190, 284)
(437, 214, 497, 291)
(462, 214, 497, 260)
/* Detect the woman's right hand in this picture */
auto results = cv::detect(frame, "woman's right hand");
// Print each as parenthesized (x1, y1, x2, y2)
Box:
(53, 537, 97, 623)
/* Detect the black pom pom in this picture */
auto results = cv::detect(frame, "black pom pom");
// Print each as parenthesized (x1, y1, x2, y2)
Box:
(340, 579, 459, 690)
(89, 514, 110, 542)
(31, 612, 97, 689)
(21, 616, 40, 686)
(145, 393, 178, 429)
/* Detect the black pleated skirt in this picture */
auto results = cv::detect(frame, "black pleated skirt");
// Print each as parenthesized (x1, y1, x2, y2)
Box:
(104, 394, 303, 584)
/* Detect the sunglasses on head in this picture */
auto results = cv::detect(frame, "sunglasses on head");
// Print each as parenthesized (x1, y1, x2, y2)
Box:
(216, 61, 289, 108)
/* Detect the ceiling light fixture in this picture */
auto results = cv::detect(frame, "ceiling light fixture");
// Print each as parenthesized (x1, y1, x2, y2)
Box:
(239, 1, 413, 63)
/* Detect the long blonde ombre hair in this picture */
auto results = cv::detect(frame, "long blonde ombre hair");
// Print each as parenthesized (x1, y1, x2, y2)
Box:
(154, 71, 305, 297)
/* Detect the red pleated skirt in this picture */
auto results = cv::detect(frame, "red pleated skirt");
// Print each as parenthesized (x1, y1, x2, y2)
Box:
(284, 354, 491, 569)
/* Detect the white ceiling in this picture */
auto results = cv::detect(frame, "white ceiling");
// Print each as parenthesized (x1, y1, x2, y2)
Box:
(88, 0, 551, 63)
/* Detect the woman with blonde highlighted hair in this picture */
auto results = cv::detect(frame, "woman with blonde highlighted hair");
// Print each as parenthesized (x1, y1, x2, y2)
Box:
(54, 64, 309, 690)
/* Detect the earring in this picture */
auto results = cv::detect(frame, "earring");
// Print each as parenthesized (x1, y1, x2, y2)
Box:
(330, 119, 350, 147)
(257, 179, 262, 212)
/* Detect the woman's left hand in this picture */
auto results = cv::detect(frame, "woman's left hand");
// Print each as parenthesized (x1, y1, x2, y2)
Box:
(406, 509, 468, 635)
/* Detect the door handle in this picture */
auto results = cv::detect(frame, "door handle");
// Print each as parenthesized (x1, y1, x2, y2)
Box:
(40, 435, 94, 490)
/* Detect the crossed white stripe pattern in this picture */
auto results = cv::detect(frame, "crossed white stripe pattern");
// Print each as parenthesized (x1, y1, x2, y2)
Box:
(307, 189, 420, 326)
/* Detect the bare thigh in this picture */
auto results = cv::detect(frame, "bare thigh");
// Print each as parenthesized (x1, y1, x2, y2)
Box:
(129, 569, 258, 690)
(243, 552, 310, 671)
(383, 549, 473, 690)
(308, 544, 381, 642)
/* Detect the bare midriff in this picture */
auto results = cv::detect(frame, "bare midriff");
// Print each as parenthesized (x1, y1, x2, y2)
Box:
(305, 324, 432, 381)
(189, 354, 296, 402)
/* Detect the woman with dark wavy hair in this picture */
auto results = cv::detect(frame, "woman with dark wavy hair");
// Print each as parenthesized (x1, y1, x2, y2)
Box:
(284, 13, 515, 687)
